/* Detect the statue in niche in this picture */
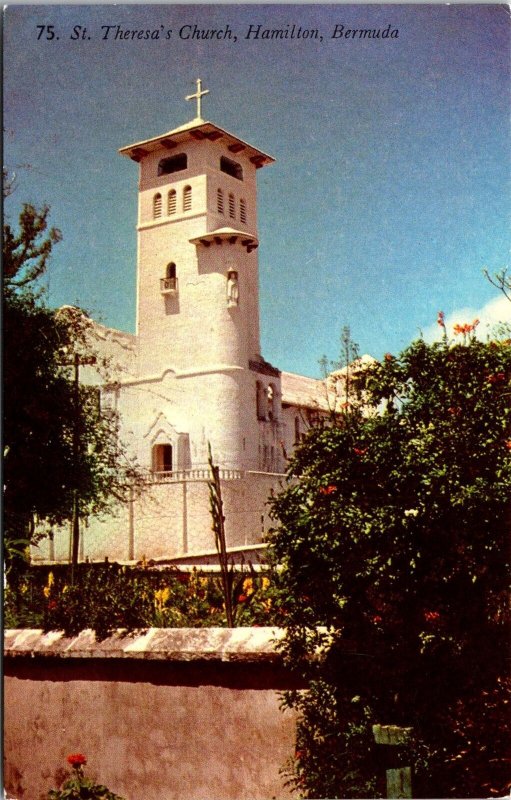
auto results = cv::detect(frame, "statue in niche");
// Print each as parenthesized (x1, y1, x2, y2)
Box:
(227, 270, 239, 306)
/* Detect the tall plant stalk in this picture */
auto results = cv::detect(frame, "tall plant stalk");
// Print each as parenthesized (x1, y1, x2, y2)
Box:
(207, 444, 234, 627)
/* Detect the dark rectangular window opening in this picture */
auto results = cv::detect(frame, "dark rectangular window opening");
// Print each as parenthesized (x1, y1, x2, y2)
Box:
(220, 156, 243, 181)
(158, 153, 188, 176)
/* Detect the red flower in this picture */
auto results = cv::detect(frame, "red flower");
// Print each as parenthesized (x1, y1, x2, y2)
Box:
(319, 485, 336, 495)
(67, 753, 87, 768)
(238, 594, 248, 603)
(384, 353, 394, 362)
(372, 615, 383, 624)
(487, 372, 506, 384)
(424, 610, 441, 622)
(505, 441, 511, 450)
(48, 600, 58, 611)
(437, 311, 445, 327)
(353, 447, 367, 456)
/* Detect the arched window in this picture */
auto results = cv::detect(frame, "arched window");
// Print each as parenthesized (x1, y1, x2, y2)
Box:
(153, 193, 162, 219)
(152, 443, 172, 474)
(240, 198, 247, 224)
(256, 381, 266, 421)
(228, 193, 235, 219)
(183, 185, 192, 212)
(168, 189, 177, 215)
(160, 262, 177, 294)
(217, 188, 224, 214)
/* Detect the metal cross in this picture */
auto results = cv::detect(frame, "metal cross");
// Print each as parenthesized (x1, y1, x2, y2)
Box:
(185, 78, 210, 121)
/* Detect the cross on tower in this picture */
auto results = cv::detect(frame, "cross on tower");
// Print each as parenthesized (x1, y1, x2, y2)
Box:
(185, 78, 210, 122)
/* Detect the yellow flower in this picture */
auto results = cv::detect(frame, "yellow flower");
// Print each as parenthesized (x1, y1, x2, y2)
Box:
(47, 571, 54, 588)
(154, 587, 171, 610)
(261, 577, 270, 592)
(62, 585, 69, 594)
(43, 586, 51, 598)
(243, 577, 255, 597)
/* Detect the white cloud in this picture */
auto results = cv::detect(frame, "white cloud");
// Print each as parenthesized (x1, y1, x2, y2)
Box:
(423, 294, 511, 343)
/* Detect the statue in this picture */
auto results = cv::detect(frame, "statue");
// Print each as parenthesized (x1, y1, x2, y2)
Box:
(227, 271, 239, 306)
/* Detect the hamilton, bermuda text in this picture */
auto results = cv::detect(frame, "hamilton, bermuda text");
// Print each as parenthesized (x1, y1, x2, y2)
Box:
(35, 23, 400, 44)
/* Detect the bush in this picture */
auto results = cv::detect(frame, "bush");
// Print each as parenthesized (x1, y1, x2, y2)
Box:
(270, 330, 511, 798)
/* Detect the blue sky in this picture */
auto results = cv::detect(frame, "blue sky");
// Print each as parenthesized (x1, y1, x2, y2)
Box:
(4, 4, 510, 377)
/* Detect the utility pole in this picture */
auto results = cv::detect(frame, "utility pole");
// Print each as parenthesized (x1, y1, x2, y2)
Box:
(71, 353, 80, 577)
(69, 351, 96, 579)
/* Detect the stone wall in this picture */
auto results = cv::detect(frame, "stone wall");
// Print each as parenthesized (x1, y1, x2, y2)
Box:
(4, 627, 300, 800)
(33, 471, 285, 564)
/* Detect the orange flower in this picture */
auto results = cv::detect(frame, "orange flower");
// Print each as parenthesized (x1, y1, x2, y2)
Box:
(384, 353, 394, 362)
(453, 320, 479, 336)
(319, 485, 336, 495)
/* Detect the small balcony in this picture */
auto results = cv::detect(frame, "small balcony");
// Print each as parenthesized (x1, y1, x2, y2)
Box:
(160, 277, 178, 295)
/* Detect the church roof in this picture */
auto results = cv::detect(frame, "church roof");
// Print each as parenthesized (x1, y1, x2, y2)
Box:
(119, 119, 275, 168)
(281, 371, 330, 412)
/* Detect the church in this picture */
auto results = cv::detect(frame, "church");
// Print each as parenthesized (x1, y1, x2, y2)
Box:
(35, 81, 357, 567)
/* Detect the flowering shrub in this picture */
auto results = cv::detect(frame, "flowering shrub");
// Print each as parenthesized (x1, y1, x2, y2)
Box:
(271, 330, 511, 798)
(5, 562, 287, 637)
(47, 754, 125, 799)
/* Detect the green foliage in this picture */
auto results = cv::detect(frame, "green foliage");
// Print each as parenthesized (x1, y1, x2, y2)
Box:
(269, 331, 511, 798)
(4, 203, 62, 292)
(5, 563, 287, 638)
(47, 761, 124, 800)
(3, 204, 140, 573)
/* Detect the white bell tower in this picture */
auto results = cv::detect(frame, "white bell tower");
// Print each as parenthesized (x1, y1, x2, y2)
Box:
(119, 81, 278, 470)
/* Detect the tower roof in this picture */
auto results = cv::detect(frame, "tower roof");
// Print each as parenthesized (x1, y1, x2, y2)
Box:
(119, 119, 275, 168)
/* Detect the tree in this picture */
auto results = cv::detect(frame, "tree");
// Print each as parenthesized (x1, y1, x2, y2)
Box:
(3, 204, 139, 572)
(269, 322, 511, 798)
(484, 266, 511, 303)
